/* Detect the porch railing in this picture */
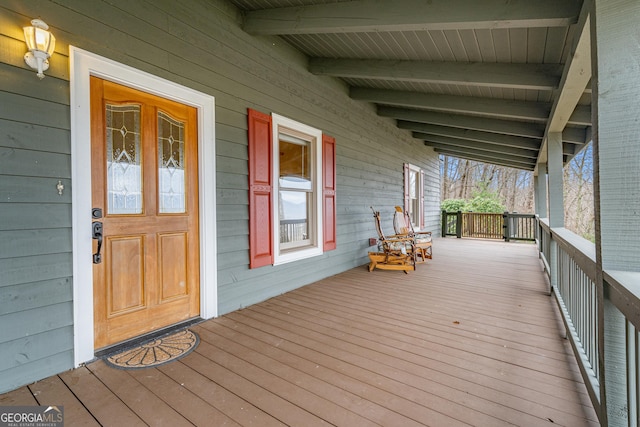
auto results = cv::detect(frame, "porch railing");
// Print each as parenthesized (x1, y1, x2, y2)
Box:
(538, 218, 640, 426)
(442, 210, 462, 238)
(441, 211, 536, 241)
(504, 213, 537, 241)
(279, 219, 307, 243)
(463, 212, 503, 239)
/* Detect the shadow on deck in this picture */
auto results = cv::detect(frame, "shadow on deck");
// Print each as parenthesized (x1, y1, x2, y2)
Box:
(0, 238, 598, 426)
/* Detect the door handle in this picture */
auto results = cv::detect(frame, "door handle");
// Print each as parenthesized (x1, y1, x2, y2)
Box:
(92, 221, 103, 264)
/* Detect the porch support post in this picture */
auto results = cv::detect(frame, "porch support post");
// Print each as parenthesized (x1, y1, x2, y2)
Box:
(546, 132, 563, 291)
(535, 163, 548, 260)
(547, 132, 563, 228)
(592, 0, 640, 424)
(535, 162, 548, 219)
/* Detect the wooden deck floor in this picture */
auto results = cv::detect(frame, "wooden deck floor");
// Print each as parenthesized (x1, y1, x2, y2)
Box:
(1, 238, 599, 426)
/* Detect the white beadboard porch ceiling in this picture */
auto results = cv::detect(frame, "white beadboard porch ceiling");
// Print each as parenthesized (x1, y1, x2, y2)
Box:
(229, 0, 592, 171)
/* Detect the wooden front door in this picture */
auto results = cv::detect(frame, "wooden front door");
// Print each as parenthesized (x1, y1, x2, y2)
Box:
(91, 77, 200, 349)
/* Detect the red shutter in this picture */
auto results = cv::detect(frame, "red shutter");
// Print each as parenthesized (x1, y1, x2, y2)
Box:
(403, 162, 410, 214)
(419, 169, 425, 229)
(248, 108, 273, 268)
(322, 134, 337, 251)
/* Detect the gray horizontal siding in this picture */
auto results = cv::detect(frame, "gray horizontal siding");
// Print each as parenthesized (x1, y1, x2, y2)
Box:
(0, 349, 73, 395)
(0, 230, 72, 258)
(0, 91, 70, 130)
(0, 253, 72, 289)
(0, 0, 440, 393)
(0, 147, 71, 178)
(0, 177, 72, 204)
(0, 204, 71, 231)
(1, 278, 72, 315)
(0, 119, 71, 154)
(0, 327, 74, 372)
(0, 7, 75, 393)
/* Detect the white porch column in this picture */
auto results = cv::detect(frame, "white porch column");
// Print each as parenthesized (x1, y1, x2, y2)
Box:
(547, 132, 564, 228)
(592, 0, 640, 425)
(546, 132, 563, 292)
(593, 3, 640, 270)
(535, 163, 548, 218)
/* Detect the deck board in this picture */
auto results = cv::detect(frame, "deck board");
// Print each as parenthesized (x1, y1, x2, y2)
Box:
(261, 296, 588, 421)
(184, 346, 331, 426)
(127, 366, 241, 426)
(0, 238, 599, 426)
(198, 320, 426, 427)
(29, 375, 100, 426)
(0, 384, 38, 406)
(58, 366, 146, 426)
(87, 360, 193, 426)
(157, 360, 286, 427)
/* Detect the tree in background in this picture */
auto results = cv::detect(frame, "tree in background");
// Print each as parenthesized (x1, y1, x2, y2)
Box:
(441, 183, 506, 213)
(440, 158, 532, 212)
(563, 143, 594, 241)
(439, 143, 595, 241)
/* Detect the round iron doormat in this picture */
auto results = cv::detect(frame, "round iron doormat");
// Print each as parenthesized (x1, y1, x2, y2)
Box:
(104, 329, 199, 370)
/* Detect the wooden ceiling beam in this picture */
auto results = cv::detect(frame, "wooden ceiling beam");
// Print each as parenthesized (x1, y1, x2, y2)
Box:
(419, 134, 538, 159)
(430, 146, 536, 170)
(385, 108, 588, 144)
(548, 12, 592, 132)
(244, 0, 581, 35)
(566, 105, 592, 127)
(402, 122, 540, 151)
(377, 107, 546, 139)
(309, 59, 562, 91)
(415, 130, 576, 156)
(537, 0, 592, 168)
(352, 88, 551, 122)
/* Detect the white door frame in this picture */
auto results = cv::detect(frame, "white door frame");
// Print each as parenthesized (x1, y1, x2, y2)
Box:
(69, 47, 217, 365)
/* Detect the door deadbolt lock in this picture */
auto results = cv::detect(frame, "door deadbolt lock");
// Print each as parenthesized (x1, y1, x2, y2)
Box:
(92, 208, 103, 219)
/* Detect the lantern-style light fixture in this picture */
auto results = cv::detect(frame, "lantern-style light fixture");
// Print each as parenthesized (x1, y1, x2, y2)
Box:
(23, 18, 56, 79)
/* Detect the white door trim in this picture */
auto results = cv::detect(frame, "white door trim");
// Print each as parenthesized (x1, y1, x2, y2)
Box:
(69, 47, 217, 365)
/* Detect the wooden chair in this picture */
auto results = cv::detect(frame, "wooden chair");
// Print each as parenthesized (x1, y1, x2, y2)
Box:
(393, 206, 432, 263)
(368, 207, 416, 273)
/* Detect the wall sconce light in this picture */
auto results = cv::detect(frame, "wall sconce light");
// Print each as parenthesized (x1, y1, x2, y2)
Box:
(23, 18, 56, 79)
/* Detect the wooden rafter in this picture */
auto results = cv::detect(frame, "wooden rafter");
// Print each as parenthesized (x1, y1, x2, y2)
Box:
(309, 59, 562, 91)
(244, 0, 581, 35)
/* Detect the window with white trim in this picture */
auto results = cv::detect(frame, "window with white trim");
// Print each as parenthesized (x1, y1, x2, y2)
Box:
(247, 108, 336, 269)
(404, 163, 425, 230)
(272, 114, 323, 263)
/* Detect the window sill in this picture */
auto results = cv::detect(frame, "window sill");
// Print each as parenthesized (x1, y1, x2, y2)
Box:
(274, 245, 323, 265)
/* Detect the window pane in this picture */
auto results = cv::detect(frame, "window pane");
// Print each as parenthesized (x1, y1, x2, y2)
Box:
(279, 190, 310, 244)
(409, 170, 417, 198)
(279, 138, 311, 190)
(409, 169, 420, 225)
(411, 199, 420, 225)
(158, 111, 186, 213)
(106, 104, 142, 214)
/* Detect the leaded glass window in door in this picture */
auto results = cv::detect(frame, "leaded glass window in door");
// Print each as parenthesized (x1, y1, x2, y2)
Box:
(158, 111, 186, 213)
(106, 104, 142, 214)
